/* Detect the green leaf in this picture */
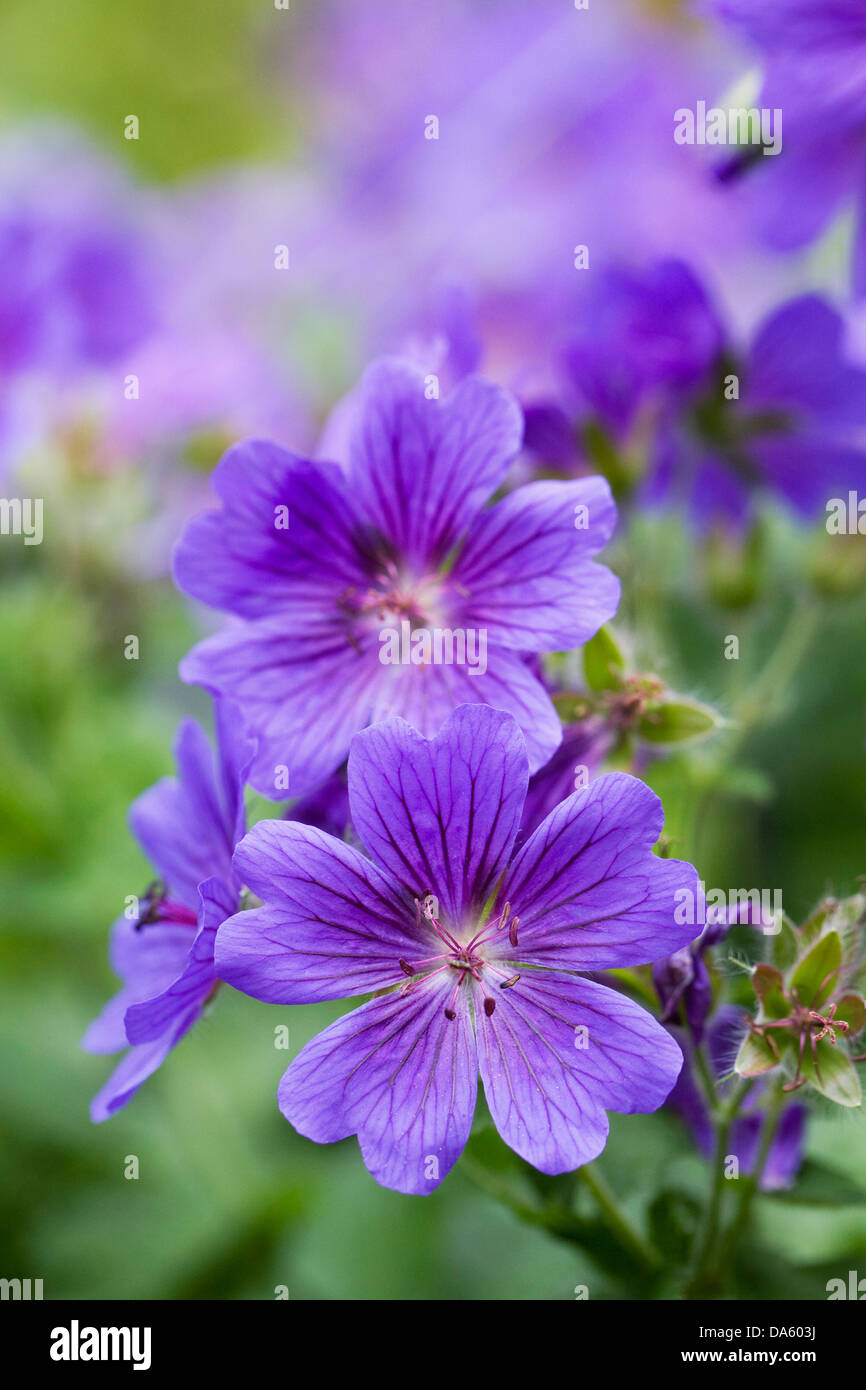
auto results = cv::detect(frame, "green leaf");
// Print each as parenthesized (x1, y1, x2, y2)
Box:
(798, 897, 843, 949)
(824, 894, 866, 978)
(790, 931, 842, 1010)
(637, 698, 722, 746)
(648, 1190, 701, 1265)
(770, 914, 800, 973)
(582, 625, 626, 693)
(774, 1159, 866, 1206)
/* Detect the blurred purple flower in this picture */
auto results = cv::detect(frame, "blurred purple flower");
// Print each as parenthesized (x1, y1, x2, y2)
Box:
(175, 357, 620, 797)
(707, 0, 866, 291)
(0, 137, 155, 378)
(215, 705, 698, 1194)
(654, 888, 783, 1043)
(521, 716, 613, 839)
(0, 129, 310, 513)
(528, 260, 866, 527)
(82, 705, 253, 1121)
(196, 0, 752, 418)
(529, 261, 723, 459)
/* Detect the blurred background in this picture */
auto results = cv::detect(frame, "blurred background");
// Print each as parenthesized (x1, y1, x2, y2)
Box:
(1, 0, 864, 1299)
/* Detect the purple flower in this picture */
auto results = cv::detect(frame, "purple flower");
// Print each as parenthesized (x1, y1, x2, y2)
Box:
(285, 768, 351, 842)
(175, 358, 620, 798)
(707, 0, 866, 291)
(654, 890, 782, 1044)
(669, 1006, 806, 1190)
(528, 261, 723, 461)
(82, 704, 253, 1121)
(0, 134, 156, 379)
(528, 260, 866, 527)
(215, 704, 697, 1194)
(520, 716, 613, 839)
(654, 916, 730, 1045)
(679, 292, 866, 526)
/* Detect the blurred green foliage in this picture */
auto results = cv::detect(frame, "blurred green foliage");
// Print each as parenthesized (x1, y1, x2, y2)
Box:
(0, 0, 293, 180)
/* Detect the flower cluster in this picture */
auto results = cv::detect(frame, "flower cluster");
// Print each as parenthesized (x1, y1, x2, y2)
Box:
(73, 0, 866, 1221)
(84, 357, 705, 1193)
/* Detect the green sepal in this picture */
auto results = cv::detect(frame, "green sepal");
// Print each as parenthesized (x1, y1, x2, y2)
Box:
(735, 1028, 780, 1077)
(637, 697, 722, 747)
(834, 993, 866, 1036)
(583, 625, 627, 693)
(799, 1037, 862, 1108)
(551, 692, 594, 724)
(790, 930, 842, 1010)
(751, 963, 789, 1020)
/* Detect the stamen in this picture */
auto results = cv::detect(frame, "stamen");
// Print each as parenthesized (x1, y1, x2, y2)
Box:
(466, 901, 518, 953)
(484, 996, 496, 1017)
(484, 961, 520, 988)
(443, 973, 465, 1021)
(398, 959, 415, 977)
(509, 915, 520, 948)
(405, 963, 449, 995)
(415, 895, 461, 952)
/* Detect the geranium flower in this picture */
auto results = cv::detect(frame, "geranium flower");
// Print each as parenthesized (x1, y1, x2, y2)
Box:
(520, 716, 613, 839)
(525, 260, 866, 528)
(707, 0, 866, 291)
(81, 704, 253, 1121)
(215, 704, 698, 1194)
(174, 357, 619, 797)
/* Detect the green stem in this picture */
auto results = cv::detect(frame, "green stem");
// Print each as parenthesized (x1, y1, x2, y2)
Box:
(461, 1155, 659, 1280)
(691, 1035, 721, 1116)
(684, 1008, 721, 1120)
(683, 1078, 753, 1298)
(692, 599, 821, 865)
(730, 601, 822, 742)
(718, 1084, 786, 1271)
(577, 1162, 660, 1274)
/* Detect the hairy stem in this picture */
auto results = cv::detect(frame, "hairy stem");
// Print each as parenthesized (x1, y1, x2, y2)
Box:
(683, 1077, 753, 1298)
(718, 1083, 786, 1272)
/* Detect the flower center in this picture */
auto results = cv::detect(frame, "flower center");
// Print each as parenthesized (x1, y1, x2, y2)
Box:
(337, 560, 444, 640)
(398, 893, 521, 1020)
